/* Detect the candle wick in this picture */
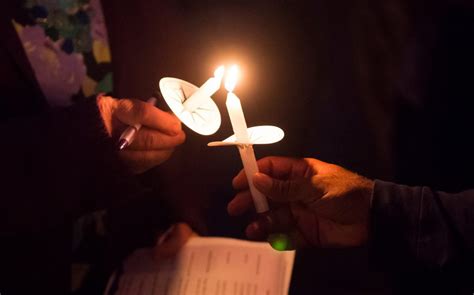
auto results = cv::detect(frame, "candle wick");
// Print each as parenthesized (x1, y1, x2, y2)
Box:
(179, 87, 187, 100)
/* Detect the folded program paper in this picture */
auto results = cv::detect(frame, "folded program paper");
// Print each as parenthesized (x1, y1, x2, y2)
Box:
(105, 237, 295, 295)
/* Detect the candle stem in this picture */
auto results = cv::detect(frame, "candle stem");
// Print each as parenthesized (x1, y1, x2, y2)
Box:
(238, 144, 269, 213)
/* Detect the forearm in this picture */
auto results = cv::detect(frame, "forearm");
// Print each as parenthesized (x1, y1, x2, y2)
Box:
(370, 180, 474, 270)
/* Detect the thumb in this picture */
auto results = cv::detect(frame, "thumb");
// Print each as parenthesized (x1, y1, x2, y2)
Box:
(153, 223, 196, 262)
(253, 173, 314, 203)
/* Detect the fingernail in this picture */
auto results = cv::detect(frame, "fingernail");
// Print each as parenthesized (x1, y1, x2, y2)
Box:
(253, 173, 272, 192)
(167, 120, 181, 136)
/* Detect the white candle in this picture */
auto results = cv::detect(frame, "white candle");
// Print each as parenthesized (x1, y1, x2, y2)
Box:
(226, 92, 250, 142)
(183, 65, 225, 112)
(225, 65, 269, 213)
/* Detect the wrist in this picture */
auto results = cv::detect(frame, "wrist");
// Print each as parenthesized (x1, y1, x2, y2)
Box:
(361, 178, 375, 210)
(362, 178, 375, 244)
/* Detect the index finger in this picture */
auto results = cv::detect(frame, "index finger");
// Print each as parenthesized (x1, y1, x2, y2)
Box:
(232, 156, 310, 190)
(115, 99, 182, 136)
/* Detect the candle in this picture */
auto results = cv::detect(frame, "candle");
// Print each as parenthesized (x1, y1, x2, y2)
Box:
(183, 65, 225, 112)
(226, 92, 250, 142)
(225, 65, 269, 213)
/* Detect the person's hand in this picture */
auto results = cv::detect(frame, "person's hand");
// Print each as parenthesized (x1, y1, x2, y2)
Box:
(97, 95, 185, 174)
(153, 223, 197, 261)
(120, 223, 195, 271)
(228, 157, 374, 249)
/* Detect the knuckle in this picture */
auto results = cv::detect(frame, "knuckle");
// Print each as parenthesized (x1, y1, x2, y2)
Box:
(274, 180, 290, 199)
(134, 101, 148, 121)
(329, 163, 342, 173)
(117, 99, 134, 113)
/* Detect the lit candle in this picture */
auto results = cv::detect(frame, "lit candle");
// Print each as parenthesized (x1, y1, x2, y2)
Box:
(183, 65, 225, 112)
(225, 65, 269, 213)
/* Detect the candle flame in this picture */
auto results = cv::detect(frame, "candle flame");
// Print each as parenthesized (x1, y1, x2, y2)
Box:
(214, 65, 225, 80)
(225, 65, 239, 92)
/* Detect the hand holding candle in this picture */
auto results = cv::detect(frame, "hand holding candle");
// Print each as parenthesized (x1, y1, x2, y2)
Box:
(225, 65, 269, 213)
(159, 63, 286, 248)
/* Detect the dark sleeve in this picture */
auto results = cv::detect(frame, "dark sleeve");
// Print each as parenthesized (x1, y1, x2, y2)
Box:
(0, 100, 144, 234)
(370, 180, 474, 271)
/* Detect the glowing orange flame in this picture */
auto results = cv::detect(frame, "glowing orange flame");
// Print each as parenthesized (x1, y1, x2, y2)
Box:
(225, 65, 239, 92)
(214, 65, 225, 80)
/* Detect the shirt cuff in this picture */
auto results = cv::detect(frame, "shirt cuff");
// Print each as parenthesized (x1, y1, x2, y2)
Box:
(368, 180, 423, 268)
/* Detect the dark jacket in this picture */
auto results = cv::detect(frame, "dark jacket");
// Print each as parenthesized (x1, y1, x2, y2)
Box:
(372, 181, 474, 294)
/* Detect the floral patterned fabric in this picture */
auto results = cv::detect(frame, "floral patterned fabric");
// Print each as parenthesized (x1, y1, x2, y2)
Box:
(13, 0, 112, 107)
